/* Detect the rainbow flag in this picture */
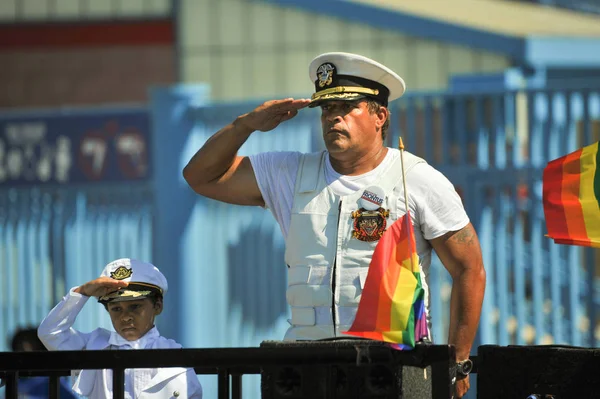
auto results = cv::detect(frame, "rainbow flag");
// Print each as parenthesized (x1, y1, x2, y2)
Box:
(542, 141, 600, 248)
(342, 211, 429, 350)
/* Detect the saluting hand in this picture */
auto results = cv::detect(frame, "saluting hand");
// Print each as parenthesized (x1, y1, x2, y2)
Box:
(74, 277, 129, 298)
(237, 98, 311, 133)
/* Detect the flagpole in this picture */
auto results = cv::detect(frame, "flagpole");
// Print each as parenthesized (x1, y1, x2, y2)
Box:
(398, 137, 415, 269)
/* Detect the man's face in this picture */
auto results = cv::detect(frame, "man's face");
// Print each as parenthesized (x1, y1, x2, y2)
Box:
(106, 298, 162, 341)
(320, 100, 385, 155)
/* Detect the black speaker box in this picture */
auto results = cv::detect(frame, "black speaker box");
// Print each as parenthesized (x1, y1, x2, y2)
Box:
(260, 339, 455, 399)
(477, 345, 600, 399)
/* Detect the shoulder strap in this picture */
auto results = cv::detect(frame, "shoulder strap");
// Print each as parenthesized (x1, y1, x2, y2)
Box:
(296, 151, 326, 194)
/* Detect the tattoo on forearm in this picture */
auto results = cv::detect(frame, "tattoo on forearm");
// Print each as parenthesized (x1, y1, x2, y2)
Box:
(445, 226, 476, 245)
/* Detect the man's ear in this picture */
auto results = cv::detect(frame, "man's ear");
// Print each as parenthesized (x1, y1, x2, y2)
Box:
(154, 297, 163, 316)
(375, 106, 388, 130)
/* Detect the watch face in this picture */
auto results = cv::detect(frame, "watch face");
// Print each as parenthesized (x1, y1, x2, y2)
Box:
(458, 359, 473, 375)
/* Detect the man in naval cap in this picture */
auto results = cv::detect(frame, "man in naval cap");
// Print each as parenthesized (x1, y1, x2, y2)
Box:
(183, 52, 485, 398)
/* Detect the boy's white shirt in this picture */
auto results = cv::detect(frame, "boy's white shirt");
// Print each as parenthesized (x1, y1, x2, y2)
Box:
(38, 288, 202, 399)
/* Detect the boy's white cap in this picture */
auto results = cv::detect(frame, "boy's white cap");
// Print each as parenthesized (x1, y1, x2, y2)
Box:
(308, 52, 406, 108)
(98, 258, 168, 303)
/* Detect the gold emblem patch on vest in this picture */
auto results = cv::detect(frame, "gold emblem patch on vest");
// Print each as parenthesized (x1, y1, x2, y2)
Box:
(351, 207, 389, 242)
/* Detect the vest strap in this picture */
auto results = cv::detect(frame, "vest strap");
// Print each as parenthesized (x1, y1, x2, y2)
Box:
(297, 151, 325, 193)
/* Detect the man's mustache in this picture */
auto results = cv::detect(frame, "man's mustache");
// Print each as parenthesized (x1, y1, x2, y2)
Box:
(324, 125, 347, 135)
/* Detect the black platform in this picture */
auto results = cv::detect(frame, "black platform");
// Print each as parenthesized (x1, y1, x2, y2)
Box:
(260, 338, 457, 399)
(477, 345, 600, 399)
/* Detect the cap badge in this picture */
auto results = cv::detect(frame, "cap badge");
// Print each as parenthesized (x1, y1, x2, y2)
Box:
(110, 266, 133, 280)
(316, 63, 335, 88)
(351, 207, 389, 242)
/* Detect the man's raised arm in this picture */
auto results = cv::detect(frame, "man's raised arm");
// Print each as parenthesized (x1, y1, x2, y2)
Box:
(182, 98, 310, 206)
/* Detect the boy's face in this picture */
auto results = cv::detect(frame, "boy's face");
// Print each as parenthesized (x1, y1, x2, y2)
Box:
(106, 297, 163, 341)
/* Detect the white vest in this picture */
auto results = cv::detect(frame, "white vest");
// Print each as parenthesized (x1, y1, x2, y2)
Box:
(284, 150, 425, 340)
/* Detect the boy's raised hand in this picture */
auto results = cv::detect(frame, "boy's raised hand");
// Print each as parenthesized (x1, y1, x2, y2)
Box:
(74, 277, 129, 298)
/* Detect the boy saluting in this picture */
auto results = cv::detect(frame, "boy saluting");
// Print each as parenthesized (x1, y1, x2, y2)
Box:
(38, 258, 203, 399)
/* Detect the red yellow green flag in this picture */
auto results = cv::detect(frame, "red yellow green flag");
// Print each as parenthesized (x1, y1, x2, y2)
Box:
(342, 211, 429, 350)
(542, 141, 600, 248)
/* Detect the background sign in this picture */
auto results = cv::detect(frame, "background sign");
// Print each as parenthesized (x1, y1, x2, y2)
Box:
(0, 108, 152, 186)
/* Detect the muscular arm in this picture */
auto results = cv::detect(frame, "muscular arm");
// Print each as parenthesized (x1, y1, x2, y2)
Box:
(182, 98, 310, 206)
(430, 222, 486, 361)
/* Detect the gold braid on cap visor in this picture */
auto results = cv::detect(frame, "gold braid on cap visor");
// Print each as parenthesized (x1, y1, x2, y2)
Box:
(128, 282, 163, 294)
(98, 282, 163, 302)
(311, 86, 380, 101)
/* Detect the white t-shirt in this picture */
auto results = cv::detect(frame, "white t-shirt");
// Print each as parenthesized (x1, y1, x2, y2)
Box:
(249, 148, 469, 242)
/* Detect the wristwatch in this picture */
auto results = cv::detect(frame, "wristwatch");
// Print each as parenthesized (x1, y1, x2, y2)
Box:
(455, 359, 473, 379)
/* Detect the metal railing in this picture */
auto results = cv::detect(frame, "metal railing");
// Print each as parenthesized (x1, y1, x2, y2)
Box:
(0, 340, 457, 399)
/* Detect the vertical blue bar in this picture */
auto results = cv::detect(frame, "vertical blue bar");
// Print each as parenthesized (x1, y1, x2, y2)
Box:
(478, 187, 496, 344)
(39, 197, 51, 323)
(495, 191, 509, 345)
(258, 218, 273, 329)
(405, 101, 417, 156)
(564, 91, 574, 152)
(128, 211, 139, 260)
(582, 91, 591, 144)
(0, 200, 6, 351)
(549, 242, 562, 343)
(543, 92, 553, 163)
(107, 210, 118, 261)
(95, 208, 107, 270)
(16, 201, 28, 326)
(117, 209, 129, 256)
(529, 91, 544, 167)
(439, 96, 450, 165)
(507, 92, 521, 167)
(5, 218, 16, 332)
(530, 199, 545, 344)
(386, 101, 406, 148)
(475, 96, 488, 169)
(568, 246, 582, 346)
(512, 201, 526, 345)
(454, 96, 467, 165)
(245, 216, 260, 337)
(29, 191, 41, 324)
(27, 205, 39, 325)
(549, 93, 565, 160)
(493, 95, 506, 169)
(140, 206, 152, 262)
(51, 197, 64, 305)
(423, 96, 434, 162)
(429, 257, 443, 343)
